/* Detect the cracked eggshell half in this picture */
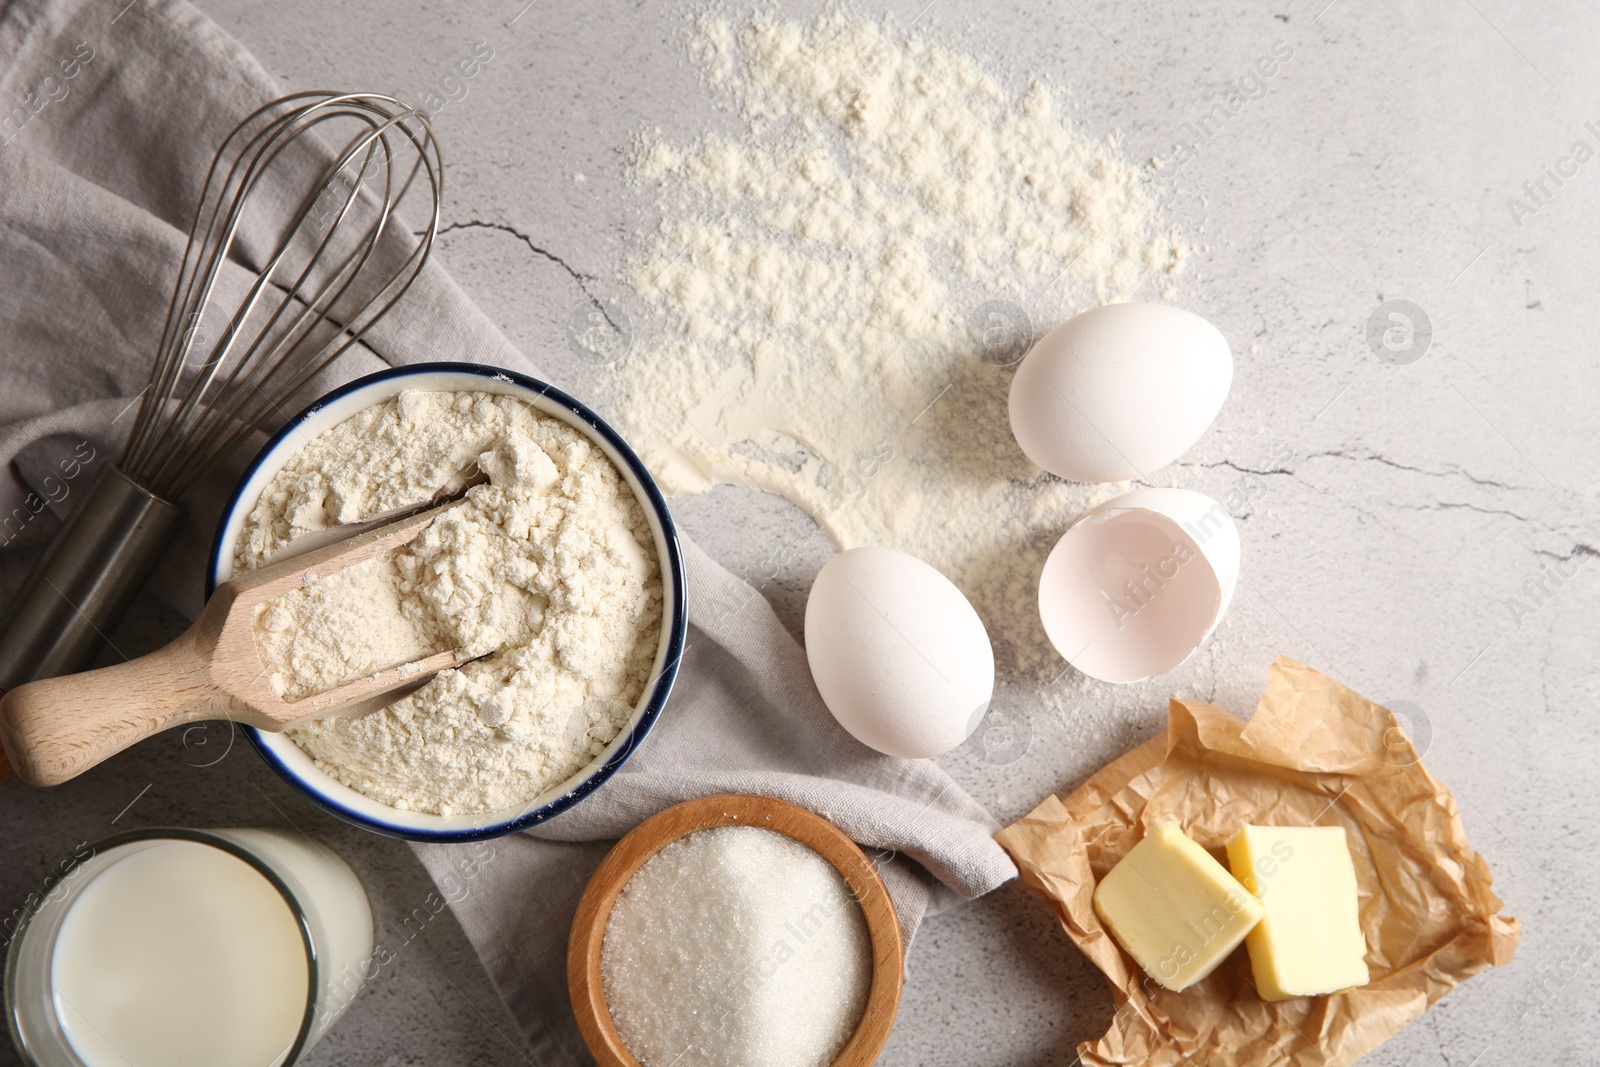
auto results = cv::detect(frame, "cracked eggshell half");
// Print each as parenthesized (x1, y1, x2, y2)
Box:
(1008, 303, 1233, 484)
(804, 546, 995, 759)
(1039, 488, 1239, 684)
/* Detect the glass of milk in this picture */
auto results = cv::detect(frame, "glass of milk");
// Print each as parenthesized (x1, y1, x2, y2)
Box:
(5, 827, 376, 1066)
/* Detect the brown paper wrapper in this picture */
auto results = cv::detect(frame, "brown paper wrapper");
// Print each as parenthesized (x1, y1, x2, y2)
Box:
(996, 655, 1520, 1067)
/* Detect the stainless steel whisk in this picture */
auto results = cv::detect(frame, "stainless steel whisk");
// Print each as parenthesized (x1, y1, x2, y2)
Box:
(0, 91, 442, 691)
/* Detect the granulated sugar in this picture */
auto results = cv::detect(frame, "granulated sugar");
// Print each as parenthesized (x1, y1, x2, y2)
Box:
(601, 826, 871, 1067)
(236, 390, 663, 815)
(614, 9, 1184, 681)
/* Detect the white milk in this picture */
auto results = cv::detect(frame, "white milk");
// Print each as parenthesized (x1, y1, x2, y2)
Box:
(49, 841, 308, 1067)
(22, 829, 376, 1067)
(212, 827, 377, 1038)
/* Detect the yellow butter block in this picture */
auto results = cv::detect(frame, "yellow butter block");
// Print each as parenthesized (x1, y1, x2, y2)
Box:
(1091, 822, 1265, 992)
(1226, 825, 1370, 1001)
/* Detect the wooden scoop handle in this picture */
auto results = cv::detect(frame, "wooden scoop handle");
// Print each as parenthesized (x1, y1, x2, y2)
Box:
(0, 501, 470, 789)
(0, 621, 246, 787)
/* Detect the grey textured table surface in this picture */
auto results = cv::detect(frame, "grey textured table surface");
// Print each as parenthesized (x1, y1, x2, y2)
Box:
(5, 0, 1599, 1064)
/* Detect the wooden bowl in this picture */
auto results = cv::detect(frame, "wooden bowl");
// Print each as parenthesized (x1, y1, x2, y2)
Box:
(567, 793, 904, 1067)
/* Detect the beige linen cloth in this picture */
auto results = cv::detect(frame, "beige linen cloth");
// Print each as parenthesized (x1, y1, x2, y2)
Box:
(0, 1, 1019, 1061)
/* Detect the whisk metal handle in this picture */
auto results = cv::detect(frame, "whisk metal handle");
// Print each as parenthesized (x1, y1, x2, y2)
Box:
(0, 466, 184, 692)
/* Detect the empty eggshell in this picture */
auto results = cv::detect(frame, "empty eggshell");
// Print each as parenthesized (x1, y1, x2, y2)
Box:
(804, 546, 995, 759)
(1038, 488, 1239, 684)
(1008, 303, 1233, 484)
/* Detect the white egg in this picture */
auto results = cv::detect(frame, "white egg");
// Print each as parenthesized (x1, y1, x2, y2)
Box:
(1038, 488, 1240, 684)
(804, 547, 995, 759)
(1008, 303, 1233, 484)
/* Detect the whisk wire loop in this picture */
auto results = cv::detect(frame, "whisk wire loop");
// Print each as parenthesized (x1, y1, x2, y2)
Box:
(120, 91, 442, 499)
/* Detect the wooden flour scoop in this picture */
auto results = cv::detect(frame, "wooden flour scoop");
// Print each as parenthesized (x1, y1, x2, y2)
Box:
(0, 500, 470, 788)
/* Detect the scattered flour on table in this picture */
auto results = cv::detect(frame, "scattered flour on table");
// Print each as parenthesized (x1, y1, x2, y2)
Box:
(613, 8, 1185, 684)
(236, 390, 663, 815)
(601, 826, 871, 1067)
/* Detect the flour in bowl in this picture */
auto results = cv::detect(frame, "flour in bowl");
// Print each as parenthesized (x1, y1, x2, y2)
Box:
(236, 390, 663, 815)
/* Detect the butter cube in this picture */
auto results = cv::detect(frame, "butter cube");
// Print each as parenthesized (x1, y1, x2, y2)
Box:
(1225, 825, 1370, 1001)
(1091, 822, 1265, 991)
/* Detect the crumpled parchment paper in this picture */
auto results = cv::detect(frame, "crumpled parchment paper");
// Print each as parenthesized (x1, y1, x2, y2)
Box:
(996, 655, 1520, 1066)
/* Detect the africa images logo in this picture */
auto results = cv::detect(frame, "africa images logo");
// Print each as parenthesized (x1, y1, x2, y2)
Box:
(1365, 300, 1431, 366)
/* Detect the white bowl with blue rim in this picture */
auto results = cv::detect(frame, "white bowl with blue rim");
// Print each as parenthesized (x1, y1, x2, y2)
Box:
(207, 363, 687, 842)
